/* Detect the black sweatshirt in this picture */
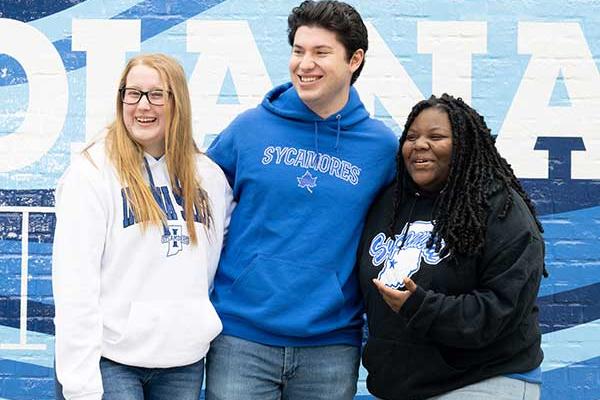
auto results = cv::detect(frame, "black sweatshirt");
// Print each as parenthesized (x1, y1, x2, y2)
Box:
(357, 183, 544, 400)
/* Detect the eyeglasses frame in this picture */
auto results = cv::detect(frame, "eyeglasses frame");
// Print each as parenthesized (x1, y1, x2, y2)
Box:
(119, 87, 171, 106)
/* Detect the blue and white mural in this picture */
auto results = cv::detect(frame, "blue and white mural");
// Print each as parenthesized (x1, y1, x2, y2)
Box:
(1, 0, 599, 398)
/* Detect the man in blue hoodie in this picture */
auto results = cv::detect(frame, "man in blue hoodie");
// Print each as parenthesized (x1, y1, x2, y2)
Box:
(205, 1, 397, 399)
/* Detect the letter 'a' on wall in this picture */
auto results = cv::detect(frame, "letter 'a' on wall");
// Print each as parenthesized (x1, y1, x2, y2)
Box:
(0, 18, 68, 172)
(187, 20, 272, 146)
(355, 22, 424, 126)
(496, 22, 600, 179)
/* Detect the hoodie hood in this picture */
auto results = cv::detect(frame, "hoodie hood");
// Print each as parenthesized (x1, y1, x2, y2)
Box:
(261, 82, 370, 153)
(261, 82, 370, 127)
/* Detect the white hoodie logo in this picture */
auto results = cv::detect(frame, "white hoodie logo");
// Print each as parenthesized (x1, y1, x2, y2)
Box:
(161, 224, 190, 257)
(368, 221, 450, 289)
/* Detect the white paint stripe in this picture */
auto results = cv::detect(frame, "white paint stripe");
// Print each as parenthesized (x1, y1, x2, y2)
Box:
(0, 206, 54, 213)
(19, 211, 29, 346)
(541, 318, 600, 371)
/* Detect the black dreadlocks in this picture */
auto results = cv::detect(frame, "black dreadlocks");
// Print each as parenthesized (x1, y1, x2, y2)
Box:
(390, 94, 543, 258)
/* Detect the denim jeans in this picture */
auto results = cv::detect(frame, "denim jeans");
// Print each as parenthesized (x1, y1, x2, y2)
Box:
(205, 334, 360, 400)
(373, 376, 540, 400)
(55, 357, 204, 400)
(426, 375, 540, 400)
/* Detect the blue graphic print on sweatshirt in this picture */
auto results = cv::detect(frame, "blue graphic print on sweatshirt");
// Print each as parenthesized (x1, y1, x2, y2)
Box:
(369, 221, 450, 289)
(120, 159, 205, 257)
(261, 146, 361, 188)
(207, 82, 398, 347)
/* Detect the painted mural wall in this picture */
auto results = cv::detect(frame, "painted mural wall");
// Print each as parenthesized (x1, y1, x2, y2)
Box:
(1, 0, 599, 398)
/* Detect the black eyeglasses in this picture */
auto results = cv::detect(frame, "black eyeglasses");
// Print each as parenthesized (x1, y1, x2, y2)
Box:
(119, 87, 170, 106)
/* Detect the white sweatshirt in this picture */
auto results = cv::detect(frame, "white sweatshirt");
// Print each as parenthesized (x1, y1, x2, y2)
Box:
(52, 139, 233, 400)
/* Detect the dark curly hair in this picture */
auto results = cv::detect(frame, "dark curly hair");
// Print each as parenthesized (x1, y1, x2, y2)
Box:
(390, 94, 543, 257)
(287, 0, 368, 85)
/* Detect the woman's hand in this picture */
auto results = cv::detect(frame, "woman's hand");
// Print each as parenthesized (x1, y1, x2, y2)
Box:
(372, 277, 417, 313)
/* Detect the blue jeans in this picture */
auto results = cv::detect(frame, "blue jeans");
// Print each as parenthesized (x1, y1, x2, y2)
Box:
(373, 376, 540, 400)
(205, 334, 360, 400)
(55, 357, 204, 400)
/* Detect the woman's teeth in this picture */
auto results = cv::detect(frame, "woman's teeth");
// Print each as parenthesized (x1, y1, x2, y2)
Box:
(135, 117, 157, 123)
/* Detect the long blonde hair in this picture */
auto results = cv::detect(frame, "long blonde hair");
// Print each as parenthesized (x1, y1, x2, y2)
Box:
(101, 53, 211, 244)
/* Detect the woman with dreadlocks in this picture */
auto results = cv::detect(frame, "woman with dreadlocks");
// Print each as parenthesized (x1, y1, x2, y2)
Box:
(358, 94, 545, 400)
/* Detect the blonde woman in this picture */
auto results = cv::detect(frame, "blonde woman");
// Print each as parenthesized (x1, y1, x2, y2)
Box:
(52, 54, 232, 400)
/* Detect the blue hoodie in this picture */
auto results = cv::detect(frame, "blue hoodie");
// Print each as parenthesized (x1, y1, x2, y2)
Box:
(207, 82, 397, 347)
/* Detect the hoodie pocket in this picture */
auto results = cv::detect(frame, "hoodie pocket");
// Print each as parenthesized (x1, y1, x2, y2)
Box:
(363, 337, 463, 396)
(105, 299, 222, 361)
(228, 254, 346, 337)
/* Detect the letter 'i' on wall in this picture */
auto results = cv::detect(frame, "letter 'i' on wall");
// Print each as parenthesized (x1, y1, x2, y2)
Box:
(71, 19, 141, 156)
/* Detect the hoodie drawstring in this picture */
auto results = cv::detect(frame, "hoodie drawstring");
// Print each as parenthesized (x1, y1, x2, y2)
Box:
(313, 120, 320, 157)
(143, 157, 170, 236)
(314, 115, 342, 161)
(335, 114, 341, 151)
(143, 157, 157, 188)
(397, 192, 419, 250)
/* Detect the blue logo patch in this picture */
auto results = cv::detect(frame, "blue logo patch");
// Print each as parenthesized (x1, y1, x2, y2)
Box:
(297, 170, 318, 193)
(369, 221, 450, 289)
(161, 224, 190, 257)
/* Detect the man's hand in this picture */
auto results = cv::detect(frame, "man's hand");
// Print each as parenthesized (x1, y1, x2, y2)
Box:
(372, 277, 417, 313)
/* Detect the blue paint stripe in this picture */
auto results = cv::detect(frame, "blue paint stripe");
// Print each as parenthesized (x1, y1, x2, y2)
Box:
(0, 297, 55, 335)
(522, 178, 600, 215)
(542, 354, 600, 399)
(538, 282, 600, 334)
(0, 359, 53, 399)
(0, 189, 55, 207)
(114, 0, 225, 39)
(0, 0, 227, 88)
(0, 0, 87, 23)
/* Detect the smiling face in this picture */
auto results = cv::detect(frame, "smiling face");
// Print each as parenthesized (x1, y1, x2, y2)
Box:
(289, 25, 363, 119)
(402, 107, 453, 193)
(122, 64, 168, 158)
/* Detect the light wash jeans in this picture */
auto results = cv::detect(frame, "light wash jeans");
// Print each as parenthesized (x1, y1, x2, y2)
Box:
(375, 375, 540, 400)
(428, 376, 540, 400)
(205, 334, 360, 400)
(55, 357, 204, 400)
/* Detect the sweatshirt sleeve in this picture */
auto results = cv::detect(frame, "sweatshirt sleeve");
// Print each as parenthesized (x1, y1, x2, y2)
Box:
(52, 158, 107, 400)
(206, 122, 239, 191)
(399, 198, 544, 349)
(223, 180, 235, 236)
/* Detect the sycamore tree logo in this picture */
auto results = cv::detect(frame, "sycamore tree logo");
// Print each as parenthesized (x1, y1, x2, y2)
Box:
(297, 170, 317, 193)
